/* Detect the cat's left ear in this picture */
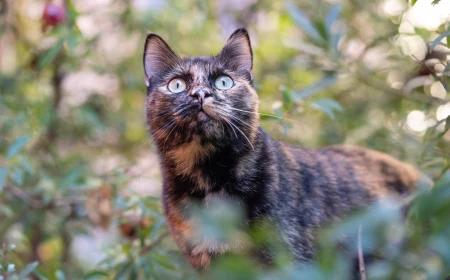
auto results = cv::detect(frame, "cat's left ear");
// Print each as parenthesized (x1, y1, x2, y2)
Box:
(218, 29, 253, 80)
(143, 33, 179, 87)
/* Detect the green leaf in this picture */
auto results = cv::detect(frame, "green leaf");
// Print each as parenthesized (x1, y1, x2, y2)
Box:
(6, 136, 30, 158)
(430, 31, 450, 52)
(291, 75, 337, 101)
(412, 0, 417, 5)
(0, 168, 7, 192)
(19, 261, 39, 278)
(0, 205, 13, 218)
(11, 167, 24, 186)
(286, 2, 323, 43)
(83, 270, 109, 280)
(310, 98, 344, 119)
(38, 39, 64, 69)
(19, 157, 33, 174)
(445, 115, 450, 132)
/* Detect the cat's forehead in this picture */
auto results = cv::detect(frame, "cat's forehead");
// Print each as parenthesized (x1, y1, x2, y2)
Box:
(177, 56, 222, 74)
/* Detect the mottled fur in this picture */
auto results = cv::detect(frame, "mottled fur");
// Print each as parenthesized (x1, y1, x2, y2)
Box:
(142, 29, 421, 270)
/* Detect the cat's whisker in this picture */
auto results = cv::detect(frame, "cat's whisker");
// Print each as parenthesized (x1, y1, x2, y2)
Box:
(218, 112, 254, 150)
(226, 106, 303, 125)
(218, 113, 238, 138)
(227, 119, 254, 150)
(162, 122, 178, 151)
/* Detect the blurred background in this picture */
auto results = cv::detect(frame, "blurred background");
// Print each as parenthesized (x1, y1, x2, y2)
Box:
(0, 0, 449, 279)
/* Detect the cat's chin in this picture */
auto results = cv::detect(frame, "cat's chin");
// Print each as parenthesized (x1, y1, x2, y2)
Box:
(196, 110, 209, 122)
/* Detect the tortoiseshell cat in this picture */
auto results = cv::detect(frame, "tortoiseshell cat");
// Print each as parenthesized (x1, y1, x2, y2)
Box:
(142, 29, 421, 270)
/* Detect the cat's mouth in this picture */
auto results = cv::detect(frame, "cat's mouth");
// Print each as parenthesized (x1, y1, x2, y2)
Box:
(197, 109, 209, 122)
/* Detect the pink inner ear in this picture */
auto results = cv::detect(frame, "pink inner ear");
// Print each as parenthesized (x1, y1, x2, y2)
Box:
(143, 35, 179, 81)
(219, 30, 253, 73)
(231, 36, 252, 71)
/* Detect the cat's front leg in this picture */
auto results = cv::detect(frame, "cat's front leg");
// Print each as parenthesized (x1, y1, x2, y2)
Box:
(163, 196, 213, 270)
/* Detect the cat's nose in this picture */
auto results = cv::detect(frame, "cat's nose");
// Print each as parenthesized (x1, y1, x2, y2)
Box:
(191, 89, 211, 104)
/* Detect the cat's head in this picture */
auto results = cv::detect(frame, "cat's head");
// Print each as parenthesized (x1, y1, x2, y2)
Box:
(143, 29, 259, 151)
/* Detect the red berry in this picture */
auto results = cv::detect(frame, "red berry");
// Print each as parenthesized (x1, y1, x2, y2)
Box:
(42, 3, 66, 27)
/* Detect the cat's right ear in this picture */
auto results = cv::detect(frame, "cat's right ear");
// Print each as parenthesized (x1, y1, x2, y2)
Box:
(143, 34, 179, 87)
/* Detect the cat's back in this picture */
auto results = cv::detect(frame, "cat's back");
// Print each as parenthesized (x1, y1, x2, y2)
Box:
(269, 141, 424, 261)
(271, 141, 423, 223)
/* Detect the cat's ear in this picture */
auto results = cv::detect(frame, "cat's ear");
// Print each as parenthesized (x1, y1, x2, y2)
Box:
(218, 29, 253, 80)
(143, 34, 179, 87)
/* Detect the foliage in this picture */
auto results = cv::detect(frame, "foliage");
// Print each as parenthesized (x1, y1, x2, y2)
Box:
(0, 0, 449, 279)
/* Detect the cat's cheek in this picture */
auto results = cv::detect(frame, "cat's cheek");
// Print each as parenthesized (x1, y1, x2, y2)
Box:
(202, 99, 221, 120)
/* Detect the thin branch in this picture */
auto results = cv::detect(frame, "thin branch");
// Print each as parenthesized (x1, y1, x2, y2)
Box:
(140, 230, 170, 255)
(5, 183, 84, 209)
(358, 225, 366, 280)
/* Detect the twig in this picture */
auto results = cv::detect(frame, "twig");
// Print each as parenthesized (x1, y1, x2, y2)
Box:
(357, 225, 366, 280)
(5, 183, 84, 209)
(6, 184, 45, 209)
(140, 230, 170, 255)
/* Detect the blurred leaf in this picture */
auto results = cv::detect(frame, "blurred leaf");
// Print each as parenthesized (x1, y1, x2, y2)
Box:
(280, 86, 293, 111)
(286, 2, 323, 43)
(445, 115, 450, 132)
(6, 136, 30, 158)
(11, 167, 24, 186)
(6, 244, 15, 252)
(6, 264, 15, 275)
(83, 270, 109, 280)
(291, 75, 337, 101)
(430, 31, 450, 52)
(310, 98, 343, 119)
(325, 4, 341, 35)
(38, 39, 64, 69)
(18, 157, 33, 174)
(55, 270, 66, 280)
(0, 205, 13, 218)
(0, 168, 7, 192)
(18, 261, 39, 278)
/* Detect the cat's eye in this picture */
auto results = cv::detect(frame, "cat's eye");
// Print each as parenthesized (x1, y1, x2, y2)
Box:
(214, 76, 234, 90)
(167, 78, 187, 93)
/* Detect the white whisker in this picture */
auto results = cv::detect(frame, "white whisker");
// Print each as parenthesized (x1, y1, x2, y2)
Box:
(227, 106, 302, 125)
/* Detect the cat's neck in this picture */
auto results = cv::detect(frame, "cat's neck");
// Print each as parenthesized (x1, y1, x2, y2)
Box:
(159, 127, 267, 196)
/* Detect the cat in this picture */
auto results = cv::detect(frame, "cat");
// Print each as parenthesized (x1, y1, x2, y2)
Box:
(142, 28, 423, 270)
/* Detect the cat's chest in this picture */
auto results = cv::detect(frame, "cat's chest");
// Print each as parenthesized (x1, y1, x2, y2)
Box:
(165, 138, 240, 192)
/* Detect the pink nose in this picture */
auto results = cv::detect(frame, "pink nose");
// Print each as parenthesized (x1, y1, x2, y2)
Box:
(191, 89, 211, 104)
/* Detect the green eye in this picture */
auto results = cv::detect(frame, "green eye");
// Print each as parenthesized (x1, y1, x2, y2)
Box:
(214, 76, 233, 90)
(167, 78, 186, 93)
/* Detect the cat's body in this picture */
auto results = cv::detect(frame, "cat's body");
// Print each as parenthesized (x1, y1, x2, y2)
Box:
(142, 29, 421, 270)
